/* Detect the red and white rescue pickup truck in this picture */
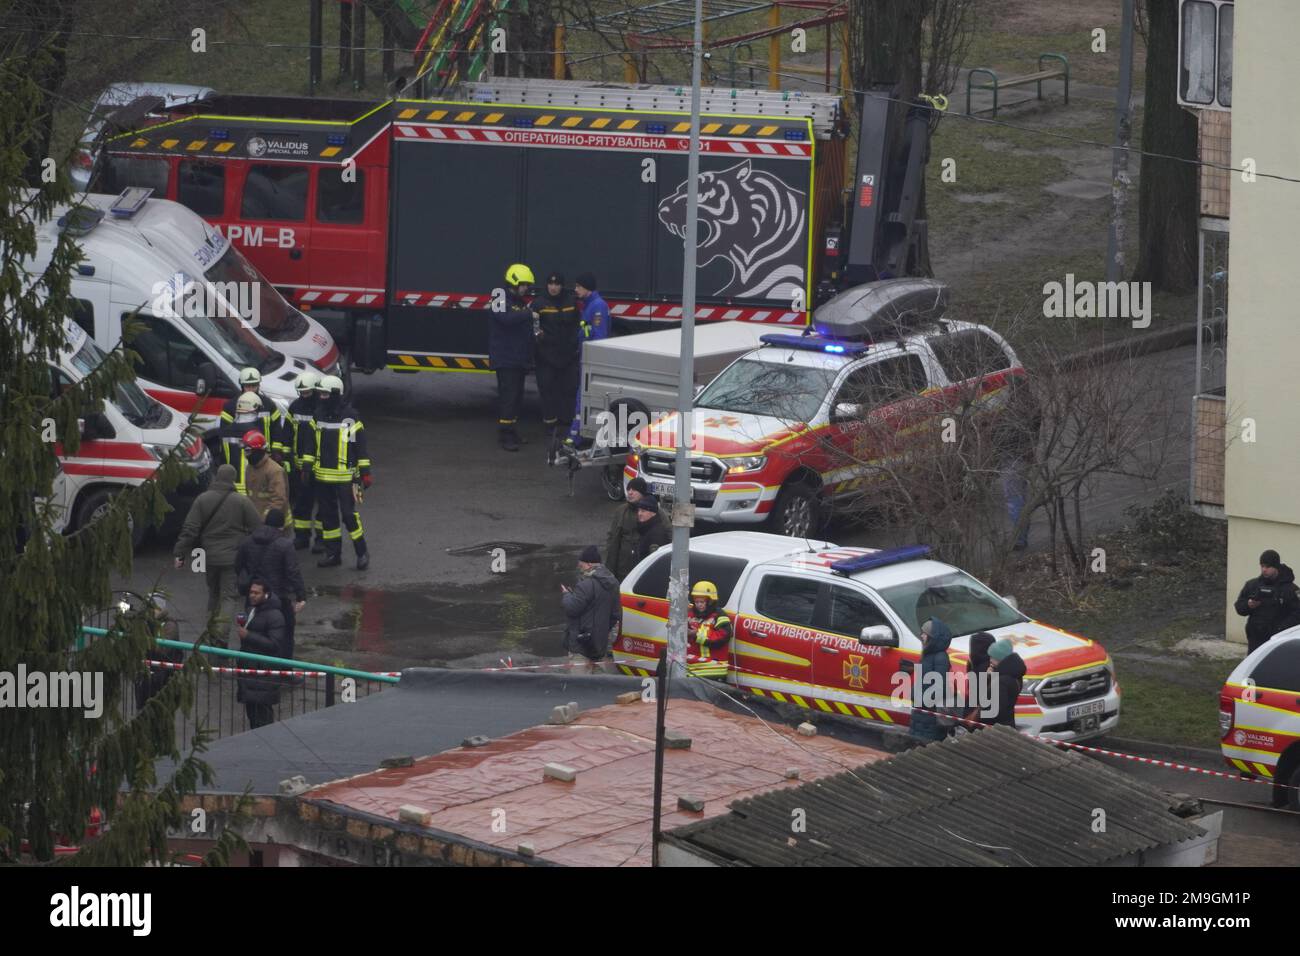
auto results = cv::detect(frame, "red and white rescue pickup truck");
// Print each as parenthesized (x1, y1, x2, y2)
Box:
(1220, 629, 1300, 808)
(613, 532, 1120, 742)
(624, 279, 1022, 538)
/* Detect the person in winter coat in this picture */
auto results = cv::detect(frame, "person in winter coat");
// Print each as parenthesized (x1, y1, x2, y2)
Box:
(236, 509, 307, 658)
(242, 431, 288, 519)
(174, 463, 261, 646)
(630, 496, 672, 566)
(908, 617, 954, 743)
(134, 593, 183, 711)
(532, 271, 582, 461)
(492, 264, 537, 452)
(1233, 549, 1300, 652)
(606, 477, 671, 578)
(236, 578, 289, 729)
(962, 631, 996, 726)
(561, 545, 622, 670)
(985, 638, 1027, 728)
(566, 272, 612, 444)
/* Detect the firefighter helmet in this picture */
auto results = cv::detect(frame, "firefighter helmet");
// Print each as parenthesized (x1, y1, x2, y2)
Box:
(690, 581, 719, 601)
(318, 374, 344, 395)
(239, 367, 261, 386)
(296, 370, 321, 394)
(242, 430, 267, 450)
(235, 391, 263, 413)
(505, 263, 535, 287)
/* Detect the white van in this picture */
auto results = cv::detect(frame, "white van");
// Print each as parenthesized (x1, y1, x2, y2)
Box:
(25, 189, 335, 426)
(43, 318, 211, 547)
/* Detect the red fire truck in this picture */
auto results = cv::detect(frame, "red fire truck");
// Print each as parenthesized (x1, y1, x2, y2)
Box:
(95, 79, 853, 377)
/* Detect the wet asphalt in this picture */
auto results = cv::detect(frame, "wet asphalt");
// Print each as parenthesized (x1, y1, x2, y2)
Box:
(121, 345, 1202, 675)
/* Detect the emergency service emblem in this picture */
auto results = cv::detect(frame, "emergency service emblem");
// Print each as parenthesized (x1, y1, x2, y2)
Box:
(247, 135, 268, 158)
(703, 415, 741, 428)
(843, 654, 868, 689)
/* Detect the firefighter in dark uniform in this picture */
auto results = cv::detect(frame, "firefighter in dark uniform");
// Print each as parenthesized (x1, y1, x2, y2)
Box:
(532, 271, 581, 464)
(218, 391, 275, 494)
(312, 374, 371, 570)
(491, 264, 536, 452)
(686, 581, 732, 678)
(219, 367, 286, 463)
(287, 370, 321, 551)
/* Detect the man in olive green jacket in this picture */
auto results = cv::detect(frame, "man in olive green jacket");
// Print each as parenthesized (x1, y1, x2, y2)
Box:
(605, 477, 670, 578)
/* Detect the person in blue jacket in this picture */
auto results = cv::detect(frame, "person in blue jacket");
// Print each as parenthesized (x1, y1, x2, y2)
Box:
(492, 264, 536, 452)
(566, 272, 611, 445)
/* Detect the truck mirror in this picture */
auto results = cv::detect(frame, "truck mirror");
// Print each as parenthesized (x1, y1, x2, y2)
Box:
(834, 402, 862, 421)
(196, 363, 220, 396)
(860, 625, 897, 647)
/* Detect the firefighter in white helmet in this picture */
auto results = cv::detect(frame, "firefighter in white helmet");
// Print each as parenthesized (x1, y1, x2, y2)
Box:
(287, 370, 322, 550)
(311, 374, 371, 570)
(220, 366, 286, 463)
(218, 391, 268, 494)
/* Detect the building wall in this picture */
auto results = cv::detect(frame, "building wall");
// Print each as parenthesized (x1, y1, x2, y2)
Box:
(1223, 0, 1300, 642)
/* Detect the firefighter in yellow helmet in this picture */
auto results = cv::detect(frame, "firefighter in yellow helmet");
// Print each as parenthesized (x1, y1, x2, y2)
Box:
(491, 264, 536, 452)
(687, 581, 732, 678)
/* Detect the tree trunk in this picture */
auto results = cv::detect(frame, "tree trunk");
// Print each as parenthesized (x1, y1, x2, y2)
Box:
(1134, 0, 1199, 292)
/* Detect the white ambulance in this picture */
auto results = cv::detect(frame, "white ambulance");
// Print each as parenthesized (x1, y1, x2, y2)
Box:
(24, 188, 339, 426)
(43, 318, 211, 547)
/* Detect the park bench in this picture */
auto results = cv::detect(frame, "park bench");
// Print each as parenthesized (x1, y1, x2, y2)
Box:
(965, 53, 1069, 118)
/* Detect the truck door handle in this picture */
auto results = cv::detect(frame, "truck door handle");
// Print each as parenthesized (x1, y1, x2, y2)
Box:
(750, 631, 767, 639)
(290, 248, 303, 260)
(818, 646, 838, 654)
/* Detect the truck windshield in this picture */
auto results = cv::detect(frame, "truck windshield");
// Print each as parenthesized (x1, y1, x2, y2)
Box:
(204, 245, 308, 340)
(181, 307, 282, 376)
(695, 358, 834, 423)
(877, 571, 1026, 638)
(67, 337, 169, 428)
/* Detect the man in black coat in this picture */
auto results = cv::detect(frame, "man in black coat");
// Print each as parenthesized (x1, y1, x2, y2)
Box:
(1233, 549, 1300, 653)
(236, 578, 289, 729)
(630, 496, 672, 567)
(561, 545, 623, 671)
(236, 509, 307, 658)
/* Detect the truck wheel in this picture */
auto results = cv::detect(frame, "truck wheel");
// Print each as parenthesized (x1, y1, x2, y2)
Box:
(1280, 748, 1300, 811)
(601, 464, 625, 501)
(76, 489, 145, 550)
(770, 481, 822, 538)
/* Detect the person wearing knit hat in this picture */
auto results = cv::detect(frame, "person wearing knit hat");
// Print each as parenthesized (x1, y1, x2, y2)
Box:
(562, 544, 622, 671)
(174, 462, 261, 647)
(235, 505, 308, 658)
(605, 477, 668, 579)
(533, 270, 582, 461)
(630, 495, 672, 566)
(566, 271, 612, 444)
(982, 637, 1026, 728)
(1234, 548, 1300, 652)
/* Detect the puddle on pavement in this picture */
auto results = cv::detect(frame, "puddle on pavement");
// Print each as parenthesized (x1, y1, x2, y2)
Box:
(295, 545, 582, 672)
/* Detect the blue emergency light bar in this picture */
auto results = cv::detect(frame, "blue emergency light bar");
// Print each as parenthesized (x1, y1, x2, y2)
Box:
(209, 128, 229, 140)
(759, 333, 870, 356)
(646, 122, 667, 134)
(829, 545, 931, 576)
(109, 187, 152, 218)
(326, 133, 348, 146)
(513, 117, 535, 128)
(784, 128, 808, 141)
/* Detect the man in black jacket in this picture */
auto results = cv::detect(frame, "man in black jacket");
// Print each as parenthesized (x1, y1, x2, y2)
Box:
(561, 545, 622, 671)
(1234, 549, 1300, 652)
(236, 578, 289, 729)
(630, 496, 672, 567)
(236, 509, 307, 658)
(532, 271, 582, 463)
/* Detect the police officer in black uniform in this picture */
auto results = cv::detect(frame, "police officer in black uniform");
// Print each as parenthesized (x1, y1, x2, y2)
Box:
(491, 264, 536, 452)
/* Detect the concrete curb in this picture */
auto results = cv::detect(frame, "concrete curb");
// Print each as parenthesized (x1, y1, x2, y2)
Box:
(1095, 734, 1222, 765)
(1056, 315, 1225, 373)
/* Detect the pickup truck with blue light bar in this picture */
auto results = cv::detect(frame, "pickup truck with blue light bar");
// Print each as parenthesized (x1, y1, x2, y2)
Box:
(613, 532, 1121, 742)
(624, 278, 1025, 537)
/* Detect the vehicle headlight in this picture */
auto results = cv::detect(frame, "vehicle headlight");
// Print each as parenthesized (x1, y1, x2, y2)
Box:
(1021, 678, 1042, 696)
(725, 455, 767, 474)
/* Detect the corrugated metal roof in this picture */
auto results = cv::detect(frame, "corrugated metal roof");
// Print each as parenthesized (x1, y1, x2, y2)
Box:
(665, 726, 1208, 866)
